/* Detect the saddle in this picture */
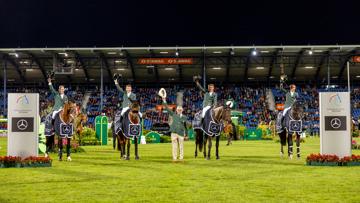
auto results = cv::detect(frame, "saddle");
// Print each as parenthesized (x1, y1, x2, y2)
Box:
(114, 108, 141, 139)
(193, 108, 223, 137)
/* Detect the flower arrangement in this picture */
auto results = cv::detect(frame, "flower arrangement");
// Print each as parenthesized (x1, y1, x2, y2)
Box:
(306, 153, 360, 166)
(352, 140, 360, 149)
(0, 156, 52, 168)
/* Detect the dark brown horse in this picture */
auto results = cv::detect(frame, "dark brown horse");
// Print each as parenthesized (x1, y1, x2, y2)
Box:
(115, 101, 141, 160)
(195, 105, 232, 160)
(277, 101, 304, 159)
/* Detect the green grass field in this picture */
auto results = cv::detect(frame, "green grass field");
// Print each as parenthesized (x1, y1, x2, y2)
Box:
(0, 137, 359, 203)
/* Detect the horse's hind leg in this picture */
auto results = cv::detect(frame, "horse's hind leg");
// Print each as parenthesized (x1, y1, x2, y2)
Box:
(126, 139, 130, 160)
(216, 136, 220, 160)
(135, 137, 139, 160)
(207, 136, 212, 160)
(58, 136, 63, 161)
(296, 133, 301, 159)
(288, 132, 294, 159)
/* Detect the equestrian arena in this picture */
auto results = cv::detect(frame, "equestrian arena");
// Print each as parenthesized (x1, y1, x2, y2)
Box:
(1, 46, 360, 202)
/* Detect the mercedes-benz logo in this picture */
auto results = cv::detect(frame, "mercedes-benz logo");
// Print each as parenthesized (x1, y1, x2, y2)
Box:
(130, 126, 140, 135)
(291, 122, 299, 130)
(17, 119, 28, 130)
(210, 123, 220, 133)
(63, 125, 71, 133)
(330, 118, 341, 129)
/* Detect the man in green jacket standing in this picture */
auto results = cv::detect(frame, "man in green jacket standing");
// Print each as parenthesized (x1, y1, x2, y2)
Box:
(160, 93, 187, 161)
(195, 79, 217, 119)
(48, 78, 68, 119)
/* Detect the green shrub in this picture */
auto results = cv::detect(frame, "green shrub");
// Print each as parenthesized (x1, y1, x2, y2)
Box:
(160, 136, 171, 143)
(80, 137, 101, 146)
(81, 127, 96, 138)
(352, 131, 359, 137)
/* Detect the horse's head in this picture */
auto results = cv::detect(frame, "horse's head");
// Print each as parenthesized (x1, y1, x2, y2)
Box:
(129, 100, 141, 124)
(62, 101, 78, 123)
(291, 101, 304, 120)
(213, 105, 232, 126)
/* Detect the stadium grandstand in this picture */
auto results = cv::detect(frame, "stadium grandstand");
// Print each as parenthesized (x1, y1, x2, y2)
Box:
(1, 45, 360, 135)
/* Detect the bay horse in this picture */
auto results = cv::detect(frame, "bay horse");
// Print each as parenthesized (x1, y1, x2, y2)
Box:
(114, 101, 141, 160)
(276, 101, 304, 159)
(74, 112, 88, 145)
(53, 101, 78, 161)
(194, 105, 232, 160)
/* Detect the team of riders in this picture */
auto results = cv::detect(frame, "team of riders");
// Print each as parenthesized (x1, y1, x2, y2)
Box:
(46, 75, 298, 161)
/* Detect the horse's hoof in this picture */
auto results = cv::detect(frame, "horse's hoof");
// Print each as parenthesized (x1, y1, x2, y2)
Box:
(280, 152, 284, 158)
(45, 153, 49, 158)
(206, 157, 210, 160)
(67, 157, 72, 162)
(135, 156, 140, 160)
(297, 155, 301, 159)
(58, 158, 62, 161)
(216, 156, 220, 160)
(289, 155, 293, 160)
(126, 157, 130, 160)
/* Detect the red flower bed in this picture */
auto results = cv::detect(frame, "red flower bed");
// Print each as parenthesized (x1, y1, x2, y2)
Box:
(0, 156, 52, 168)
(306, 153, 339, 163)
(306, 153, 360, 166)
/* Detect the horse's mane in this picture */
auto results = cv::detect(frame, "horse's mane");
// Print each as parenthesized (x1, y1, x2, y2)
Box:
(61, 102, 74, 124)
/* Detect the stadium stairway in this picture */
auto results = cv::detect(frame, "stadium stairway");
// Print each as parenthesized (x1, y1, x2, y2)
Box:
(266, 88, 276, 111)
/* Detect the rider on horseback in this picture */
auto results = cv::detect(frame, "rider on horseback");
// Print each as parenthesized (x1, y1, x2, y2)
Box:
(114, 79, 142, 123)
(283, 84, 299, 116)
(277, 84, 299, 133)
(48, 77, 68, 120)
(194, 77, 217, 123)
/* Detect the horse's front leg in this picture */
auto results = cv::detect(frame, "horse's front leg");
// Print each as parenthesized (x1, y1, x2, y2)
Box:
(296, 133, 301, 159)
(288, 132, 293, 159)
(58, 136, 63, 161)
(126, 138, 131, 160)
(216, 135, 220, 160)
(195, 140, 198, 158)
(279, 131, 286, 158)
(135, 137, 139, 160)
(203, 134, 207, 159)
(207, 136, 212, 160)
(66, 138, 72, 161)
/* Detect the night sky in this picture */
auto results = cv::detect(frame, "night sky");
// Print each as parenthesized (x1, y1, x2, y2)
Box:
(0, 0, 359, 48)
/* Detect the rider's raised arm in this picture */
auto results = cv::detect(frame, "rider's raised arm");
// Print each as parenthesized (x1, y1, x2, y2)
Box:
(162, 99, 174, 116)
(195, 81, 206, 93)
(48, 79, 58, 96)
(114, 81, 124, 93)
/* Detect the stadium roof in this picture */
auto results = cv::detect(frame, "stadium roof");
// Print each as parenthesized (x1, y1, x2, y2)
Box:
(1, 45, 360, 85)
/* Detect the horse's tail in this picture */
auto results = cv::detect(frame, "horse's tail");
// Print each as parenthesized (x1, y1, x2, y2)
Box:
(196, 129, 203, 152)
